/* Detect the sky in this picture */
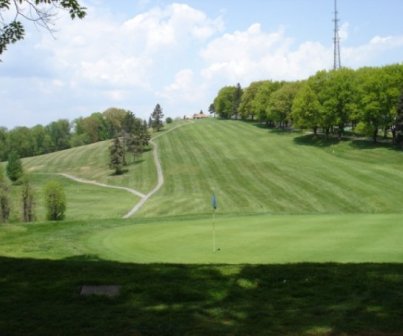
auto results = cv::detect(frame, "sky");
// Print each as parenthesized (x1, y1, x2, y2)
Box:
(0, 0, 402, 128)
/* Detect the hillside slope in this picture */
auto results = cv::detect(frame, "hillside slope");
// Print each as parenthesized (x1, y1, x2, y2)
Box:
(20, 119, 403, 218)
(138, 119, 403, 216)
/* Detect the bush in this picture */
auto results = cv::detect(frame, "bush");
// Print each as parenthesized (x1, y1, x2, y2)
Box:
(6, 151, 23, 183)
(44, 180, 66, 221)
(166, 117, 173, 124)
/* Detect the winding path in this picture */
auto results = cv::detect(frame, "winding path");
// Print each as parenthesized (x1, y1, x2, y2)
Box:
(60, 122, 191, 218)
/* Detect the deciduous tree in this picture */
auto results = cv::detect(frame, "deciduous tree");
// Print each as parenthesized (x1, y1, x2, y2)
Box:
(21, 176, 35, 222)
(0, 166, 10, 223)
(0, 0, 86, 56)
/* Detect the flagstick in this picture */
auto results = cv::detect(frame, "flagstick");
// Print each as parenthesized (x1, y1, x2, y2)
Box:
(212, 208, 216, 252)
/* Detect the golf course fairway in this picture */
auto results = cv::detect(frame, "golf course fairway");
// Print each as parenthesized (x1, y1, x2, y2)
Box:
(87, 213, 403, 264)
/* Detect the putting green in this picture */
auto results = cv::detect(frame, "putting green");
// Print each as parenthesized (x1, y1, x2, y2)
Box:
(88, 213, 403, 264)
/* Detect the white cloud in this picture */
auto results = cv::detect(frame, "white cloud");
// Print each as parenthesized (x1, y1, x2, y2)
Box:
(200, 23, 329, 83)
(1, 2, 403, 128)
(343, 35, 403, 66)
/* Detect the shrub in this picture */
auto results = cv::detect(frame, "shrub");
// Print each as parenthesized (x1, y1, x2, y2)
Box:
(44, 180, 66, 221)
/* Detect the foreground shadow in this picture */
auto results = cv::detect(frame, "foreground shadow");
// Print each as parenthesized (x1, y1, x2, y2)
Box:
(1, 257, 403, 336)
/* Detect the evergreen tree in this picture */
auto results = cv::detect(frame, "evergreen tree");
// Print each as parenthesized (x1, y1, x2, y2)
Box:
(44, 180, 66, 221)
(21, 176, 35, 222)
(151, 104, 164, 131)
(109, 137, 125, 174)
(6, 151, 23, 182)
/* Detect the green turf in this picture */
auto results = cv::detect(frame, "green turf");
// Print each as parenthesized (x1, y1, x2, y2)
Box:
(8, 174, 138, 222)
(138, 119, 403, 217)
(88, 213, 403, 264)
(22, 140, 157, 195)
(2, 119, 403, 335)
(1, 213, 402, 264)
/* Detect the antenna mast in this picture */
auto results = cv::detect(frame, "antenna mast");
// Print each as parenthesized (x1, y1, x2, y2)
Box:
(333, 0, 341, 69)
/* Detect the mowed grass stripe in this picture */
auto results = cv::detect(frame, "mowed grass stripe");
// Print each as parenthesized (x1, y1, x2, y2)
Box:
(87, 213, 403, 264)
(23, 139, 157, 194)
(141, 119, 403, 216)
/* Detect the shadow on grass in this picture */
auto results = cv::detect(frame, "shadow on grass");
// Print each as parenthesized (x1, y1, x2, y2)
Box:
(293, 134, 344, 148)
(1, 256, 403, 336)
(349, 138, 401, 152)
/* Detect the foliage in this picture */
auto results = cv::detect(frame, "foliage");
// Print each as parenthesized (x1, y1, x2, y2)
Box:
(122, 112, 150, 163)
(6, 151, 23, 182)
(394, 91, 403, 145)
(0, 0, 86, 56)
(238, 81, 265, 120)
(268, 82, 300, 127)
(213, 86, 238, 119)
(21, 176, 35, 222)
(44, 180, 66, 221)
(212, 64, 403, 142)
(150, 104, 164, 132)
(166, 117, 173, 124)
(109, 137, 125, 175)
(208, 103, 215, 116)
(253, 80, 282, 124)
(232, 83, 243, 119)
(0, 165, 10, 223)
(291, 84, 321, 134)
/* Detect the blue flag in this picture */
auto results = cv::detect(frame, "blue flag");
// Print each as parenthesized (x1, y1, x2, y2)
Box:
(211, 194, 217, 210)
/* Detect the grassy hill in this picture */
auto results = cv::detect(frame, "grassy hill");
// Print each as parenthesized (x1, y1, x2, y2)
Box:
(2, 119, 403, 335)
(139, 118, 403, 216)
(19, 118, 403, 218)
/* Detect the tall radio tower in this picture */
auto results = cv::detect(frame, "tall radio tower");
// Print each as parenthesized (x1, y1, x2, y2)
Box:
(333, 0, 341, 69)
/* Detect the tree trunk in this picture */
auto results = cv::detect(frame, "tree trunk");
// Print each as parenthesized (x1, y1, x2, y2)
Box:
(313, 126, 318, 135)
(373, 128, 378, 143)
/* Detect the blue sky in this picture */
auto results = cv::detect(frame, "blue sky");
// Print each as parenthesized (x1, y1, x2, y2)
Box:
(1, 0, 402, 128)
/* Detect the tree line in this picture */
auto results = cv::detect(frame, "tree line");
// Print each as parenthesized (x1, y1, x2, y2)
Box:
(212, 64, 403, 144)
(0, 105, 167, 161)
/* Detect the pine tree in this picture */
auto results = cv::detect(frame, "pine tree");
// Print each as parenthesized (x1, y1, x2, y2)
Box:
(109, 136, 125, 174)
(6, 151, 23, 182)
(21, 177, 35, 222)
(151, 104, 164, 132)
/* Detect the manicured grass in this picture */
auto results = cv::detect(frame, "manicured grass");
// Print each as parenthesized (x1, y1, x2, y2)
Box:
(22, 140, 157, 195)
(1, 257, 403, 335)
(89, 213, 403, 264)
(16, 119, 403, 219)
(139, 119, 403, 217)
(8, 174, 138, 222)
(2, 119, 403, 335)
(1, 213, 402, 263)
